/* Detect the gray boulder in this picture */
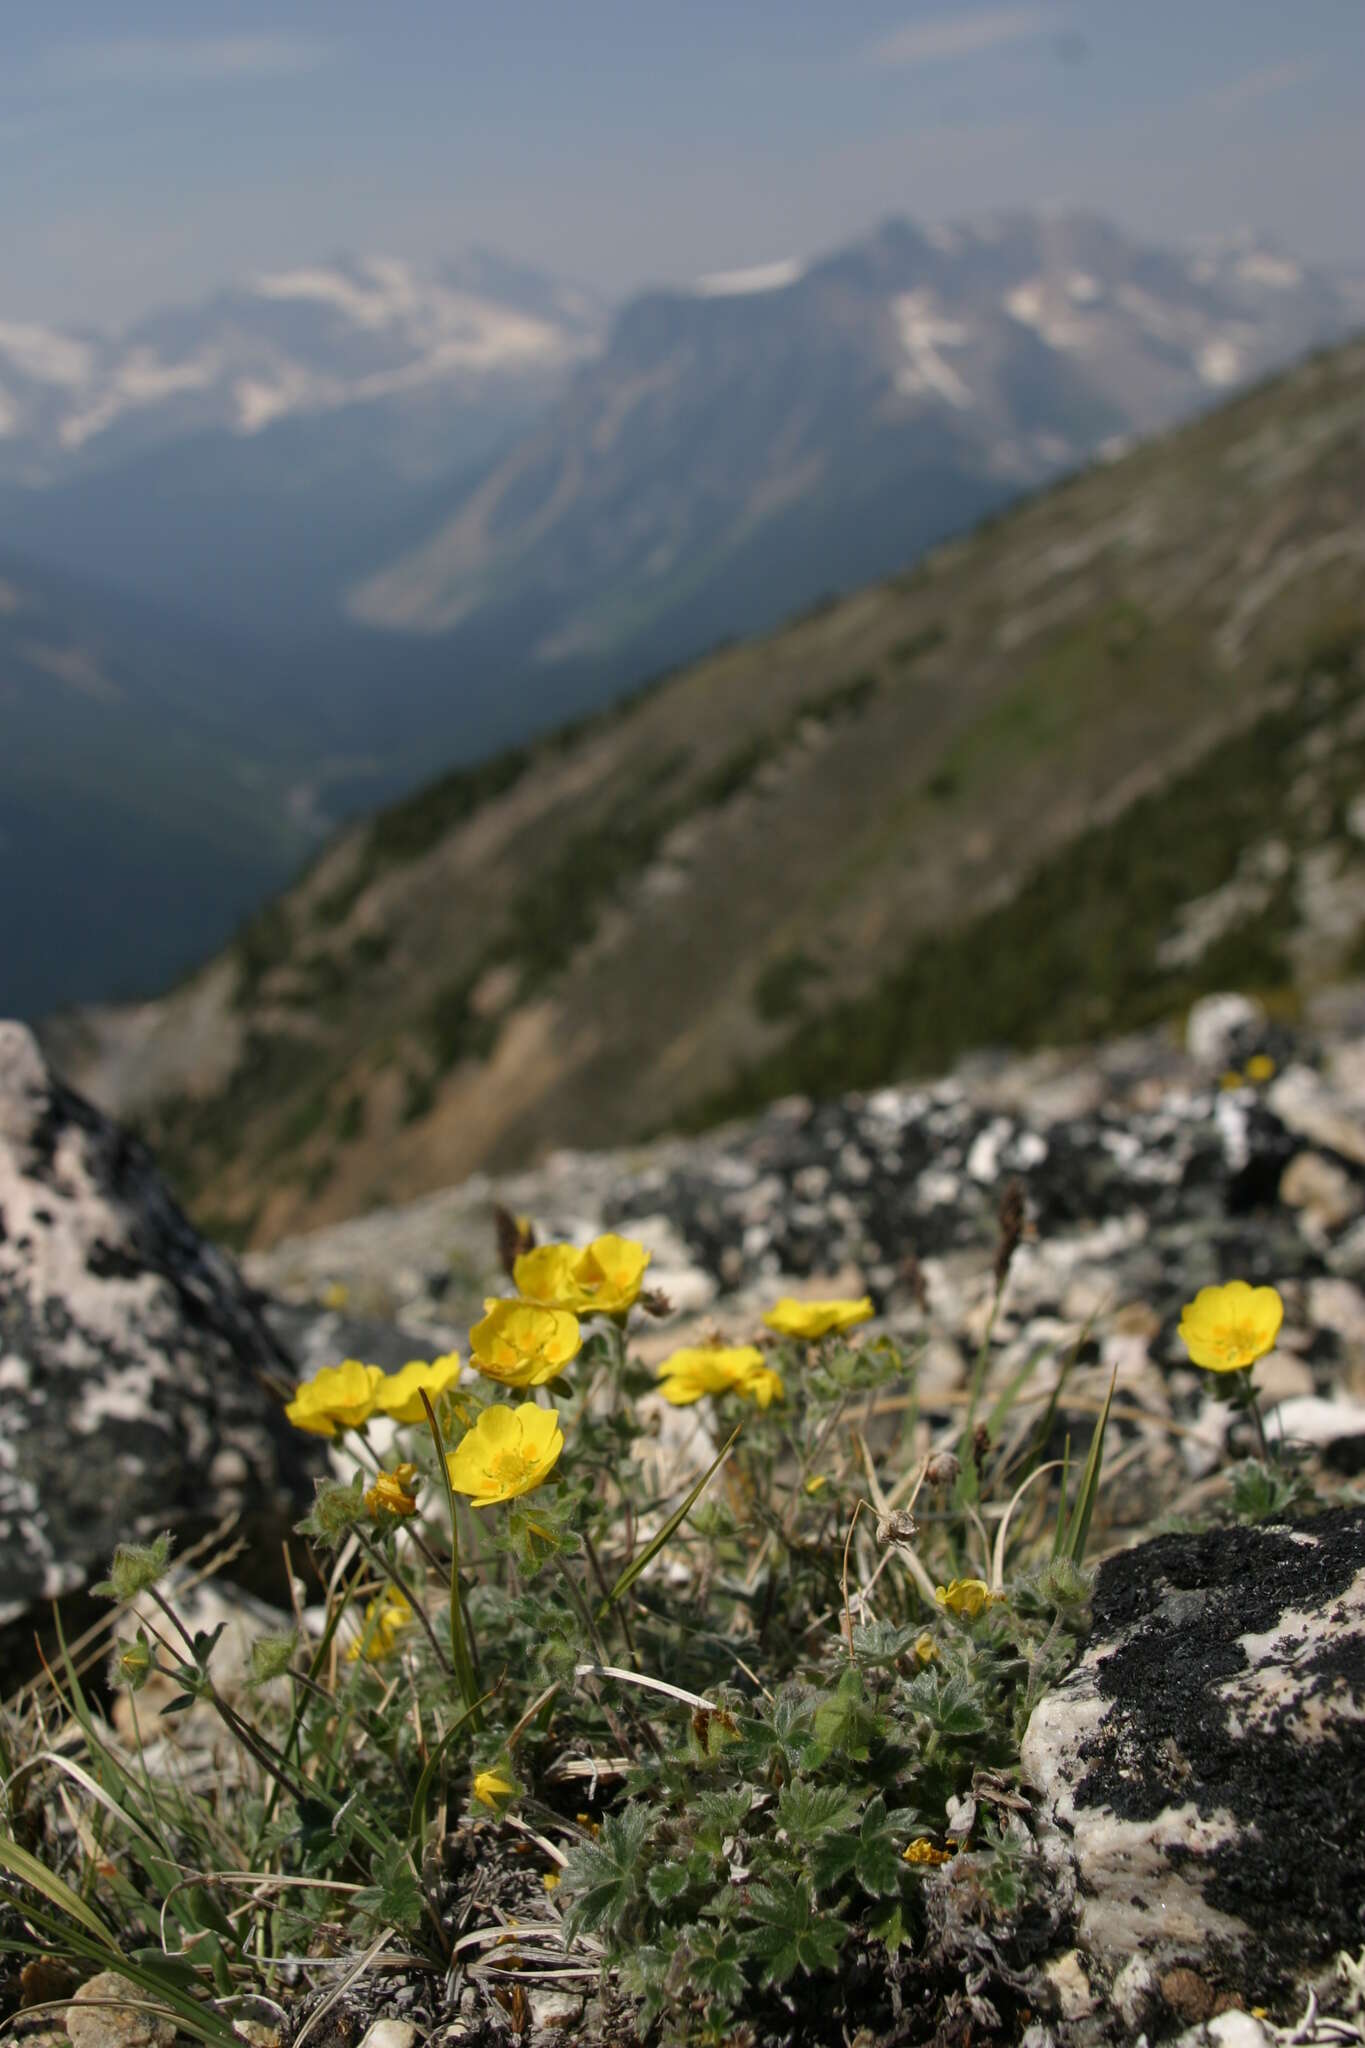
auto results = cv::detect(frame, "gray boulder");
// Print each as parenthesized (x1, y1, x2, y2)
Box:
(0, 1023, 326, 1683)
(1022, 1506, 1365, 2039)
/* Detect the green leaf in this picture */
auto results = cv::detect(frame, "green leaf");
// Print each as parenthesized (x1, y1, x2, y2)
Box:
(810, 1666, 878, 1763)
(743, 1878, 846, 1986)
(692, 1787, 753, 1851)
(561, 1804, 652, 1941)
(850, 1620, 921, 1666)
(688, 1925, 747, 2007)
(869, 1901, 908, 1953)
(854, 1800, 904, 1898)
(810, 1834, 861, 1892)
(903, 1670, 988, 1738)
(129, 1950, 203, 1993)
(190, 1622, 227, 1670)
(776, 1782, 860, 1847)
(645, 1861, 690, 1908)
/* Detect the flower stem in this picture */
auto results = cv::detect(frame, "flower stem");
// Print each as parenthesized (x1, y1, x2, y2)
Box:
(421, 1392, 483, 1728)
(1242, 1368, 1273, 1464)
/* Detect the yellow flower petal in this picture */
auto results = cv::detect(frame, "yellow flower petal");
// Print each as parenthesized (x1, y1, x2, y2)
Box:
(364, 1464, 420, 1519)
(934, 1578, 993, 1618)
(762, 1296, 874, 1341)
(1178, 1281, 1283, 1373)
(513, 1235, 651, 1315)
(470, 1301, 582, 1388)
(1244, 1053, 1276, 1083)
(345, 1591, 412, 1664)
(285, 1359, 385, 1436)
(655, 1345, 783, 1408)
(472, 1766, 517, 1809)
(903, 1839, 952, 1866)
(445, 1402, 565, 1508)
(373, 1352, 463, 1422)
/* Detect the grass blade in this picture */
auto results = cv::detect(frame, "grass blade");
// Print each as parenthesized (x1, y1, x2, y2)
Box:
(1059, 1366, 1118, 1566)
(598, 1426, 741, 1617)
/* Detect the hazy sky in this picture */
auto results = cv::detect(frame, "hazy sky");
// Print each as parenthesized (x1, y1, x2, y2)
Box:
(4, 1, 1361, 329)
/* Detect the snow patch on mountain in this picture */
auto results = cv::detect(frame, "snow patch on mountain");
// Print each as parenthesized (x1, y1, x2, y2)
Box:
(696, 259, 804, 298)
(1005, 280, 1090, 350)
(0, 254, 605, 472)
(1237, 250, 1302, 290)
(892, 291, 973, 407)
(59, 349, 221, 450)
(0, 321, 94, 390)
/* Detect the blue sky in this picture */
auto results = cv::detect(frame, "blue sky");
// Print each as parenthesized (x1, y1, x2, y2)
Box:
(3, 1, 1361, 328)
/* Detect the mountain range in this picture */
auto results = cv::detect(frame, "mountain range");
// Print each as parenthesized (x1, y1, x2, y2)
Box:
(46, 334, 1365, 1249)
(3, 212, 1363, 1021)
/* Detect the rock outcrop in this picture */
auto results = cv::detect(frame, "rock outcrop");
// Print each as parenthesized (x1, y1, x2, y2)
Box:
(0, 1023, 326, 1684)
(1021, 1506, 1365, 2040)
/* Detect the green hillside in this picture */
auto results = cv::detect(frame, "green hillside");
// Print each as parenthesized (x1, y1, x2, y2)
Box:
(48, 338, 1365, 1248)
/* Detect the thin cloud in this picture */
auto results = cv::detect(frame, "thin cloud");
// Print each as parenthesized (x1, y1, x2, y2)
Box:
(47, 35, 332, 90)
(1206, 58, 1319, 116)
(869, 5, 1061, 69)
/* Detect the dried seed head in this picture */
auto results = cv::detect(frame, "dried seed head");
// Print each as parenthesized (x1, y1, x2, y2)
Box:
(899, 1253, 930, 1314)
(993, 1178, 1027, 1289)
(494, 1203, 536, 1279)
(923, 1450, 961, 1488)
(972, 1423, 991, 1478)
(640, 1287, 675, 1319)
(876, 1508, 919, 1546)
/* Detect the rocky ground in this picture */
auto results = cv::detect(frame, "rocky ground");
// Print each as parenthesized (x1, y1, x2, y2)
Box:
(248, 986, 1365, 1517)
(5, 988, 1365, 2045)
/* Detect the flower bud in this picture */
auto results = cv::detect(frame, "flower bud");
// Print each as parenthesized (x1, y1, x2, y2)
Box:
(92, 1532, 173, 1603)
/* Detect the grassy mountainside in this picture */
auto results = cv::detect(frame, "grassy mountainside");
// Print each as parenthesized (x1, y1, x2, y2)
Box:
(48, 338, 1365, 1248)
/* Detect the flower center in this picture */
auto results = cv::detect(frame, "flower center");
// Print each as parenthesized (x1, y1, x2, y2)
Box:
(490, 1447, 536, 1486)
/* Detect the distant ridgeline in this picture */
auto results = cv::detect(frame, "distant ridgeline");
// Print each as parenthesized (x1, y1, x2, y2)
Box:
(43, 338, 1365, 1250)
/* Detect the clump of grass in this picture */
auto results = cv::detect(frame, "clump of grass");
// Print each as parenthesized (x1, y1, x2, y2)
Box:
(0, 1205, 1325, 2047)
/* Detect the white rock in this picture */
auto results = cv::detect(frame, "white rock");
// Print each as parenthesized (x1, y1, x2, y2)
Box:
(1266, 1393, 1365, 1452)
(1186, 993, 1265, 1069)
(358, 2023, 419, 2048)
(66, 1973, 176, 2048)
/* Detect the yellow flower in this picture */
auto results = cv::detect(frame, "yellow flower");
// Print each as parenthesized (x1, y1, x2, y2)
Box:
(373, 1352, 463, 1422)
(364, 1463, 420, 1519)
(542, 1871, 561, 1893)
(472, 1766, 518, 1810)
(1219, 1069, 1247, 1091)
(346, 1590, 412, 1664)
(913, 1632, 938, 1664)
(470, 1300, 582, 1388)
(1244, 1053, 1276, 1083)
(285, 1359, 385, 1436)
(804, 1474, 828, 1495)
(514, 1234, 651, 1315)
(1178, 1281, 1284, 1373)
(935, 1578, 994, 1618)
(903, 1839, 952, 1866)
(762, 1296, 874, 1341)
(655, 1345, 784, 1408)
(446, 1402, 564, 1508)
(322, 1281, 350, 1310)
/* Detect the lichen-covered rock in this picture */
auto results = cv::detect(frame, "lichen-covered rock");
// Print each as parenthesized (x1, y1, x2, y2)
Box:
(1022, 1507, 1365, 2034)
(0, 1022, 325, 1680)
